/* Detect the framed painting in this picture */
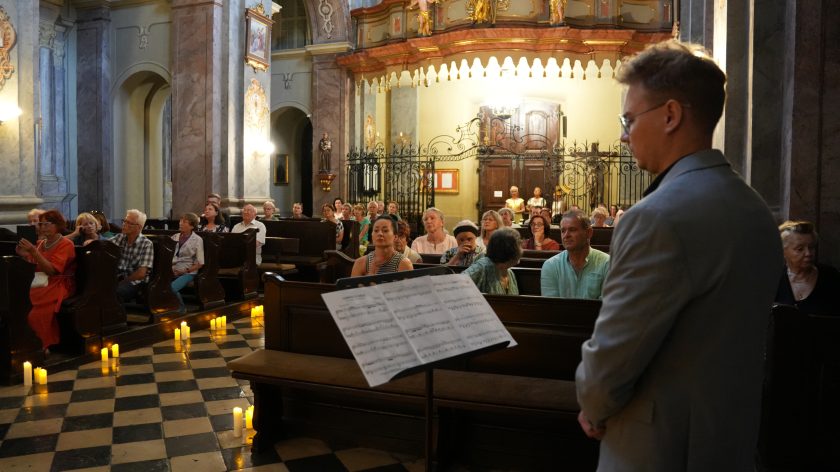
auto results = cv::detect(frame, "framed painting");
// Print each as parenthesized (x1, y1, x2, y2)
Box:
(433, 169, 459, 194)
(245, 5, 272, 71)
(274, 154, 289, 185)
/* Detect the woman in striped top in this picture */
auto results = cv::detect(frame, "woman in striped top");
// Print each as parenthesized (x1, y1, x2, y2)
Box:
(351, 216, 413, 276)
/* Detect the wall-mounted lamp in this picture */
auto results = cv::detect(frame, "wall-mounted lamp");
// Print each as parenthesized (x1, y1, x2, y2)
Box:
(0, 104, 21, 125)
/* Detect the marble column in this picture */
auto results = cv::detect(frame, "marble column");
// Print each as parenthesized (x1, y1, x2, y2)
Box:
(75, 6, 113, 216)
(0, 1, 43, 224)
(310, 45, 352, 205)
(170, 0, 223, 217)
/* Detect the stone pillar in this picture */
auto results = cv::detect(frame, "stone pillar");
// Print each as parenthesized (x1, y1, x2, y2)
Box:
(780, 0, 840, 265)
(310, 44, 351, 205)
(0, 1, 43, 224)
(170, 0, 223, 217)
(75, 6, 112, 216)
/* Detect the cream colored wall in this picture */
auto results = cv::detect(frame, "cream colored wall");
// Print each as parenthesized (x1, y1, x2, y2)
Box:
(409, 59, 624, 228)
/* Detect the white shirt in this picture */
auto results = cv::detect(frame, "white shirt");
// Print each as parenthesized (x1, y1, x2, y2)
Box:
(232, 219, 266, 265)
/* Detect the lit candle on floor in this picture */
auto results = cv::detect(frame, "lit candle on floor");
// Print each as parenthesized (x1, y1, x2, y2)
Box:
(23, 361, 32, 386)
(233, 407, 243, 437)
(38, 368, 47, 385)
(111, 344, 120, 358)
(210, 318, 216, 330)
(174, 328, 181, 342)
(184, 326, 190, 339)
(258, 305, 264, 316)
(101, 347, 109, 362)
(221, 316, 227, 327)
(245, 405, 254, 429)
(250, 306, 257, 317)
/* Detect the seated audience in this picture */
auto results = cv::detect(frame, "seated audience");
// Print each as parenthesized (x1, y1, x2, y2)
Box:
(351, 216, 413, 276)
(366, 201, 379, 241)
(395, 220, 421, 263)
(91, 211, 115, 238)
(464, 228, 521, 295)
(333, 198, 344, 214)
(232, 204, 267, 265)
(606, 205, 618, 226)
(171, 213, 204, 313)
(540, 208, 559, 229)
(551, 189, 567, 218)
(411, 207, 458, 255)
(498, 207, 519, 228)
(387, 201, 402, 221)
(479, 210, 502, 247)
(341, 203, 354, 221)
(523, 206, 542, 227)
(199, 203, 229, 232)
(775, 220, 840, 315)
(591, 207, 608, 227)
(377, 200, 386, 217)
(321, 203, 345, 251)
(613, 205, 626, 226)
(354, 204, 371, 254)
(541, 210, 610, 299)
(16, 209, 76, 352)
(262, 201, 280, 221)
(522, 215, 560, 250)
(67, 212, 105, 246)
(206, 193, 231, 223)
(291, 202, 307, 219)
(441, 220, 485, 267)
(112, 209, 154, 303)
(27, 208, 45, 226)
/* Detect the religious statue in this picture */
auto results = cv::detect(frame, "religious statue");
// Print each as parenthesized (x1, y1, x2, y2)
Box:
(319, 132, 332, 172)
(549, 0, 568, 25)
(469, 0, 496, 25)
(364, 115, 376, 149)
(410, 0, 437, 36)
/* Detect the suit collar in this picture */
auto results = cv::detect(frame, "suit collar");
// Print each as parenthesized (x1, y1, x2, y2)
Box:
(643, 149, 729, 196)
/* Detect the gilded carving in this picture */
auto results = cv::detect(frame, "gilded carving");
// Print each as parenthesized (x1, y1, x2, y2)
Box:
(318, 0, 334, 39)
(0, 6, 16, 90)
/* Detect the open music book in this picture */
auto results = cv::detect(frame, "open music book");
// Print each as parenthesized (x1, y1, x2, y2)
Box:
(321, 273, 516, 387)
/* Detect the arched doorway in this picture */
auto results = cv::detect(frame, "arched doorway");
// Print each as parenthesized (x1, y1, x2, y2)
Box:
(269, 107, 312, 216)
(112, 71, 172, 218)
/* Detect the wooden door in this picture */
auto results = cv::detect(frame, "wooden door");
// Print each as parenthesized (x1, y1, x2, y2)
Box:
(479, 159, 513, 219)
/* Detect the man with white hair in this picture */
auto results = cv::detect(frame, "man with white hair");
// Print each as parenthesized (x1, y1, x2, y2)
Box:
(232, 204, 267, 265)
(112, 209, 154, 303)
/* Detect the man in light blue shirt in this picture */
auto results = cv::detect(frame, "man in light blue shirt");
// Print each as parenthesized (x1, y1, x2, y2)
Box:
(540, 210, 609, 299)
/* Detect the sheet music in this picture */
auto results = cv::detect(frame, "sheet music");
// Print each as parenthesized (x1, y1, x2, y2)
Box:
(322, 274, 515, 387)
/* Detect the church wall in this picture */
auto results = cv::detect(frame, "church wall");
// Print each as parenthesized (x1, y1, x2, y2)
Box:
(0, 0, 42, 224)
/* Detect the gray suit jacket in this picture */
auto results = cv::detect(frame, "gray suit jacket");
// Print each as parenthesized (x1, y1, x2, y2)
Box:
(576, 150, 782, 471)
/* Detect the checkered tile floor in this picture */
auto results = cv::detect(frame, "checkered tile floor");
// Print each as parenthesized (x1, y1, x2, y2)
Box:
(0, 316, 425, 472)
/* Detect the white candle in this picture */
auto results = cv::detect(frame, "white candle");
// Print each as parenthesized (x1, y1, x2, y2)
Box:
(232, 407, 243, 437)
(38, 369, 47, 385)
(23, 362, 32, 386)
(111, 344, 120, 358)
(174, 328, 180, 342)
(184, 326, 190, 339)
(34, 367, 42, 384)
(101, 347, 109, 362)
(245, 405, 254, 429)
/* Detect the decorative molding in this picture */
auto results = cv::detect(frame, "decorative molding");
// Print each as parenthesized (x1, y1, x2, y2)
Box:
(304, 41, 352, 56)
(39, 22, 57, 48)
(280, 72, 293, 89)
(0, 6, 16, 90)
(138, 24, 150, 49)
(318, 0, 335, 39)
(244, 78, 269, 134)
(53, 38, 66, 62)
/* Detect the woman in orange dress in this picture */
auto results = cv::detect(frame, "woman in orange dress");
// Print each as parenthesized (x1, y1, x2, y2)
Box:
(15, 209, 76, 351)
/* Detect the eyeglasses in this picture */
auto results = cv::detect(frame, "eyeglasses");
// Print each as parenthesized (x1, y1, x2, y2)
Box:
(619, 102, 669, 135)
(122, 219, 140, 226)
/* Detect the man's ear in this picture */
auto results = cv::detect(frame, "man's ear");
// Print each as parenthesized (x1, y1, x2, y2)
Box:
(663, 100, 684, 134)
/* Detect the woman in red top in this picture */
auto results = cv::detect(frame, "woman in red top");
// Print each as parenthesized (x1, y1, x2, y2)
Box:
(522, 215, 560, 250)
(16, 209, 76, 351)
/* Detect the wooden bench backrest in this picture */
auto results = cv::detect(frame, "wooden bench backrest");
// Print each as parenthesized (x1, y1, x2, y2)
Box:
(263, 220, 334, 260)
(263, 274, 599, 381)
(339, 219, 360, 258)
(516, 226, 613, 252)
(67, 241, 125, 334)
(216, 230, 257, 269)
(142, 234, 180, 314)
(0, 255, 42, 382)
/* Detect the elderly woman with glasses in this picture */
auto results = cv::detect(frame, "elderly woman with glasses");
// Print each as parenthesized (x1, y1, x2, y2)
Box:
(16, 209, 76, 352)
(775, 220, 840, 315)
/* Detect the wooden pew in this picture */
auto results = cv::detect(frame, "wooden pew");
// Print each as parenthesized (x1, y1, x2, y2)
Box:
(515, 226, 613, 253)
(262, 220, 336, 279)
(216, 230, 259, 300)
(0, 255, 44, 384)
(58, 241, 125, 352)
(258, 236, 300, 281)
(759, 304, 840, 469)
(142, 234, 181, 319)
(230, 276, 600, 469)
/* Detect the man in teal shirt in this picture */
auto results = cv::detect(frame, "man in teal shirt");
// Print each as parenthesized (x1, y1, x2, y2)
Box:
(540, 210, 609, 299)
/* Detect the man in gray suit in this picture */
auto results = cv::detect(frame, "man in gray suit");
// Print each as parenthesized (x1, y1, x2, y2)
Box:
(575, 41, 782, 470)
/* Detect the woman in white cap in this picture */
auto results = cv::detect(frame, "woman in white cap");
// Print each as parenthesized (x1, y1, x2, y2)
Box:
(441, 220, 485, 267)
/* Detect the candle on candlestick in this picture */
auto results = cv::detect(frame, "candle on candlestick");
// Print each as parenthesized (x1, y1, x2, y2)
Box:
(101, 347, 109, 362)
(38, 368, 47, 385)
(111, 344, 120, 358)
(23, 362, 32, 386)
(245, 405, 254, 429)
(232, 407, 243, 437)
(174, 328, 181, 342)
